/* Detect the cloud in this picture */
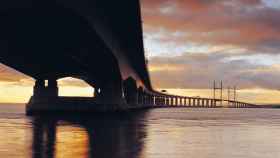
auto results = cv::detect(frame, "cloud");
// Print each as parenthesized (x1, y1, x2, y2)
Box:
(141, 0, 280, 55)
(141, 0, 280, 92)
(148, 52, 280, 90)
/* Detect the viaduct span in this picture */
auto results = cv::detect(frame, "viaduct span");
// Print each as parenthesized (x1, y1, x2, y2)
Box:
(0, 0, 256, 114)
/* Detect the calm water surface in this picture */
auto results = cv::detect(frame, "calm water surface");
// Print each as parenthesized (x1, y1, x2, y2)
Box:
(1, 104, 280, 158)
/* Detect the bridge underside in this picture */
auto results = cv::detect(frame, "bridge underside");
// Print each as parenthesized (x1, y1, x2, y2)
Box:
(0, 1, 256, 114)
(0, 4, 140, 107)
(0, 1, 159, 114)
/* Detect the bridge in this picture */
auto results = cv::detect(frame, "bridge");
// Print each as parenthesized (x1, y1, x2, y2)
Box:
(0, 0, 257, 114)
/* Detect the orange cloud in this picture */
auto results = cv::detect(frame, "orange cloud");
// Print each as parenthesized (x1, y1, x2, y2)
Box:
(141, 0, 280, 54)
(148, 64, 185, 72)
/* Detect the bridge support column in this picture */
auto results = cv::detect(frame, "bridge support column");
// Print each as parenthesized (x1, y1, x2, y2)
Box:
(167, 97, 169, 106)
(179, 97, 182, 106)
(98, 81, 124, 105)
(192, 98, 196, 107)
(211, 100, 215, 108)
(48, 78, 58, 97)
(189, 98, 191, 107)
(33, 78, 58, 98)
(154, 96, 158, 105)
(144, 93, 148, 105)
(33, 79, 45, 98)
(147, 94, 150, 105)
(123, 78, 138, 105)
(147, 95, 150, 105)
(27, 78, 58, 115)
(142, 93, 146, 105)
(156, 96, 159, 106)
(202, 99, 205, 107)
(149, 95, 152, 106)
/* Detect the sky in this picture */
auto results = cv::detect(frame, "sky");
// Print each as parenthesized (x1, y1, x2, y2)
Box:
(0, 0, 280, 104)
(142, 0, 280, 104)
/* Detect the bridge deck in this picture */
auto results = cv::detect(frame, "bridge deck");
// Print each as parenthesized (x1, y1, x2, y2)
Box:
(26, 96, 257, 115)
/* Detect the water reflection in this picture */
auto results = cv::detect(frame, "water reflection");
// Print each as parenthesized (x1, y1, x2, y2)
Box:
(3, 106, 280, 158)
(30, 112, 148, 158)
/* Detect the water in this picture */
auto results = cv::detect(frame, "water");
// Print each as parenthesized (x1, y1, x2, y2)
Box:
(1, 104, 280, 158)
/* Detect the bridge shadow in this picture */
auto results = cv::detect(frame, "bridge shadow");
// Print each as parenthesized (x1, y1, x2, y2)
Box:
(30, 112, 148, 158)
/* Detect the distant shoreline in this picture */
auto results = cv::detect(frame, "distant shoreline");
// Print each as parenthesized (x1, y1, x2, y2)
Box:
(0, 103, 26, 106)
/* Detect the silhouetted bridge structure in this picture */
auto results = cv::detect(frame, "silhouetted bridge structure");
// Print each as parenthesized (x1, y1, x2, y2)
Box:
(0, 0, 257, 114)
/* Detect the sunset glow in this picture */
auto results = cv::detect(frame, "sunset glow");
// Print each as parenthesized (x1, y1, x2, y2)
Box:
(1, 0, 280, 105)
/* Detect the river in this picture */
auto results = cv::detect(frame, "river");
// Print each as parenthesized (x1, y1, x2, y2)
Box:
(1, 104, 280, 158)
